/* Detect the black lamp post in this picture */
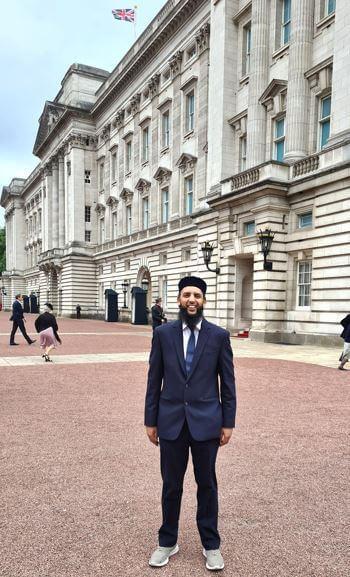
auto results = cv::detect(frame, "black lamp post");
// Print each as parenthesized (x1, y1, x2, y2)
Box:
(201, 241, 220, 275)
(121, 280, 129, 308)
(257, 228, 275, 271)
(141, 278, 149, 293)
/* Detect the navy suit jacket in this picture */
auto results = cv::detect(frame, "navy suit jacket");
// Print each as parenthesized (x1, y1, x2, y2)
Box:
(145, 319, 236, 441)
(12, 300, 24, 322)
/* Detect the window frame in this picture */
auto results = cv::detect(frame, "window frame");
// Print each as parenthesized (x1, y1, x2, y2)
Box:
(111, 149, 118, 183)
(281, 0, 291, 46)
(85, 205, 91, 223)
(296, 260, 312, 309)
(185, 90, 195, 134)
(161, 109, 171, 149)
(125, 140, 132, 174)
(274, 115, 286, 162)
(126, 205, 132, 235)
(184, 175, 194, 215)
(244, 221, 256, 237)
(85, 230, 91, 243)
(99, 162, 104, 191)
(242, 22, 252, 76)
(298, 211, 313, 229)
(319, 94, 331, 150)
(142, 196, 149, 230)
(161, 187, 169, 224)
(141, 125, 150, 164)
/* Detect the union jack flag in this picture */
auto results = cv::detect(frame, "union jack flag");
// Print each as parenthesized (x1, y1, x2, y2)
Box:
(112, 8, 135, 22)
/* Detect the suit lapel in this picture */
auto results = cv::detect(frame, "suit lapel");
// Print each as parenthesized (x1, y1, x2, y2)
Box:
(172, 320, 187, 377)
(188, 319, 211, 378)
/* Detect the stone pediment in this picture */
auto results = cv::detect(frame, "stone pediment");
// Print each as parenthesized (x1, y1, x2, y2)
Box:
(33, 101, 67, 156)
(135, 178, 151, 192)
(176, 153, 197, 171)
(106, 195, 119, 207)
(120, 188, 134, 202)
(95, 202, 106, 214)
(259, 79, 287, 106)
(153, 167, 172, 182)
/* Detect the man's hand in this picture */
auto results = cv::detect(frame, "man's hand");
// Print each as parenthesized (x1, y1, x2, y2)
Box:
(220, 428, 233, 447)
(146, 426, 158, 446)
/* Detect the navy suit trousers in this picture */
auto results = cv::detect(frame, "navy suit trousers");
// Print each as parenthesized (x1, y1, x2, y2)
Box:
(159, 420, 220, 550)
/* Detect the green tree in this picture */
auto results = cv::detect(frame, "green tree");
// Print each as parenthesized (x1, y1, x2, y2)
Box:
(0, 227, 6, 273)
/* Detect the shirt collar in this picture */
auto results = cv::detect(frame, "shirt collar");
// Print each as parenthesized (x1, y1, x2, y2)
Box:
(182, 319, 202, 331)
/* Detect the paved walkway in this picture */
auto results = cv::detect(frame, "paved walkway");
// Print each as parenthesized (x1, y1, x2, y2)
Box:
(0, 312, 348, 577)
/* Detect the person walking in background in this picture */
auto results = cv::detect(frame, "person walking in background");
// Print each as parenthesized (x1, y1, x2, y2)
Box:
(151, 297, 165, 331)
(338, 314, 350, 370)
(76, 304, 81, 319)
(35, 303, 62, 362)
(145, 276, 236, 571)
(9, 294, 36, 346)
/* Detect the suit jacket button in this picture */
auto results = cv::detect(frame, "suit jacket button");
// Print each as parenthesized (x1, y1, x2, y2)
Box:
(185, 401, 188, 406)
(185, 384, 189, 388)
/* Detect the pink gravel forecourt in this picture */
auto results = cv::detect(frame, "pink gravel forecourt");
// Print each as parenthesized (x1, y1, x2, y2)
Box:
(0, 311, 348, 577)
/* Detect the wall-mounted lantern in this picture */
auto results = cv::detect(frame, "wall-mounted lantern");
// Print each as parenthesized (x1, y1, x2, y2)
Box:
(257, 228, 275, 271)
(201, 241, 220, 275)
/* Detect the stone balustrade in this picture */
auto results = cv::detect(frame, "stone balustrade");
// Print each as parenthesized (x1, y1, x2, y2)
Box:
(292, 154, 320, 177)
(231, 168, 260, 190)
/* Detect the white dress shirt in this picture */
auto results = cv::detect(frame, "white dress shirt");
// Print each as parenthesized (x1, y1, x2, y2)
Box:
(182, 320, 202, 357)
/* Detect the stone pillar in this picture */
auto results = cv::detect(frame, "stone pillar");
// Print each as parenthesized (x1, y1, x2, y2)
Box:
(44, 164, 52, 251)
(58, 152, 65, 247)
(327, 0, 350, 145)
(51, 158, 59, 248)
(284, 0, 314, 162)
(246, 0, 270, 168)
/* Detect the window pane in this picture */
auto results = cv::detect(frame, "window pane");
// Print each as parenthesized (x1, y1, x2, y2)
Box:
(276, 140, 285, 161)
(244, 221, 255, 236)
(327, 0, 336, 14)
(276, 118, 285, 138)
(321, 120, 330, 148)
(321, 96, 331, 119)
(298, 212, 312, 228)
(186, 192, 193, 215)
(283, 0, 291, 22)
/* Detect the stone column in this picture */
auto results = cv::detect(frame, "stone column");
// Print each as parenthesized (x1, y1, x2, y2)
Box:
(246, 0, 270, 168)
(327, 0, 350, 145)
(284, 0, 314, 162)
(44, 164, 52, 251)
(58, 152, 65, 247)
(51, 158, 59, 248)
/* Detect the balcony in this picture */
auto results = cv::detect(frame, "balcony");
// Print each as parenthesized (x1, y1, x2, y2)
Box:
(93, 215, 195, 255)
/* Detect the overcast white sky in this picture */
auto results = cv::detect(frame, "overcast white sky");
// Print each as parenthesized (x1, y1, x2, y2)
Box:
(0, 0, 166, 226)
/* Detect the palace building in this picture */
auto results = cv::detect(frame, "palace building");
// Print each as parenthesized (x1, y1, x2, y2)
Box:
(2, 0, 350, 345)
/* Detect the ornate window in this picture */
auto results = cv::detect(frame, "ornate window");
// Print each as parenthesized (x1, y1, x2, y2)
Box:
(142, 196, 149, 229)
(242, 23, 251, 76)
(281, 0, 291, 45)
(239, 134, 247, 171)
(111, 150, 117, 183)
(126, 205, 132, 235)
(142, 126, 149, 163)
(186, 91, 195, 132)
(125, 140, 132, 173)
(161, 110, 170, 149)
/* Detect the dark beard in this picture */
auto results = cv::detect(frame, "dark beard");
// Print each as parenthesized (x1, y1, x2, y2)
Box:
(178, 305, 204, 330)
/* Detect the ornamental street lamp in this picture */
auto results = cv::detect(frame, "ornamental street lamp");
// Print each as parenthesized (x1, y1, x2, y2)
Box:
(141, 278, 149, 293)
(121, 280, 129, 308)
(257, 228, 275, 271)
(201, 241, 220, 275)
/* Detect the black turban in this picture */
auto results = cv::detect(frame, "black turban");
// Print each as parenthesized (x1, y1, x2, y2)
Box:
(178, 276, 207, 296)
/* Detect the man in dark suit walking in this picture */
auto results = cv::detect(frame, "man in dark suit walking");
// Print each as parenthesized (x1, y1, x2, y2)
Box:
(151, 297, 165, 331)
(9, 294, 36, 346)
(145, 276, 236, 571)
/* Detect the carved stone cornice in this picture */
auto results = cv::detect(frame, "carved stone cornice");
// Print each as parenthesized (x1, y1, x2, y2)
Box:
(135, 178, 151, 194)
(153, 166, 172, 184)
(169, 50, 183, 77)
(148, 74, 160, 99)
(51, 157, 58, 170)
(176, 153, 197, 173)
(120, 188, 134, 202)
(95, 202, 106, 215)
(106, 195, 119, 208)
(130, 93, 141, 115)
(66, 133, 97, 150)
(100, 124, 111, 143)
(195, 23, 210, 53)
(43, 163, 52, 177)
(113, 109, 125, 129)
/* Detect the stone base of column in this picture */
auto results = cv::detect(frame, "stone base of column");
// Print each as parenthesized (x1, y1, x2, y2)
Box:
(283, 151, 308, 164)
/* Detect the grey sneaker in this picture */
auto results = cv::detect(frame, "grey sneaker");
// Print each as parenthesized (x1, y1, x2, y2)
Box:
(149, 544, 179, 567)
(203, 548, 225, 570)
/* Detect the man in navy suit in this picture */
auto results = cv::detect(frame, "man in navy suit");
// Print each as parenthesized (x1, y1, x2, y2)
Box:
(9, 294, 36, 346)
(145, 276, 236, 571)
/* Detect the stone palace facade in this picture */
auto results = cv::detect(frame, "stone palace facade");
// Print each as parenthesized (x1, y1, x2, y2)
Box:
(1, 0, 350, 344)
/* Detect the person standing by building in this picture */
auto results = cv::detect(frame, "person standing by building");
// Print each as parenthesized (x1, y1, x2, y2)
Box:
(338, 314, 350, 370)
(35, 303, 62, 362)
(76, 304, 81, 319)
(9, 294, 36, 346)
(145, 276, 236, 571)
(151, 297, 165, 331)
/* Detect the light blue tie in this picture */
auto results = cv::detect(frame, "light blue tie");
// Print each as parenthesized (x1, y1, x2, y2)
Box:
(185, 329, 196, 375)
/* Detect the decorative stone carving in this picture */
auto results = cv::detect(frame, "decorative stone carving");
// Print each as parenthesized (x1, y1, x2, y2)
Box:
(259, 79, 288, 114)
(169, 50, 183, 77)
(100, 124, 111, 143)
(148, 74, 160, 99)
(195, 23, 210, 52)
(153, 166, 172, 184)
(135, 178, 151, 194)
(120, 188, 134, 202)
(95, 203, 106, 215)
(106, 195, 119, 208)
(130, 93, 141, 115)
(176, 153, 197, 173)
(113, 109, 125, 129)
(43, 163, 52, 177)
